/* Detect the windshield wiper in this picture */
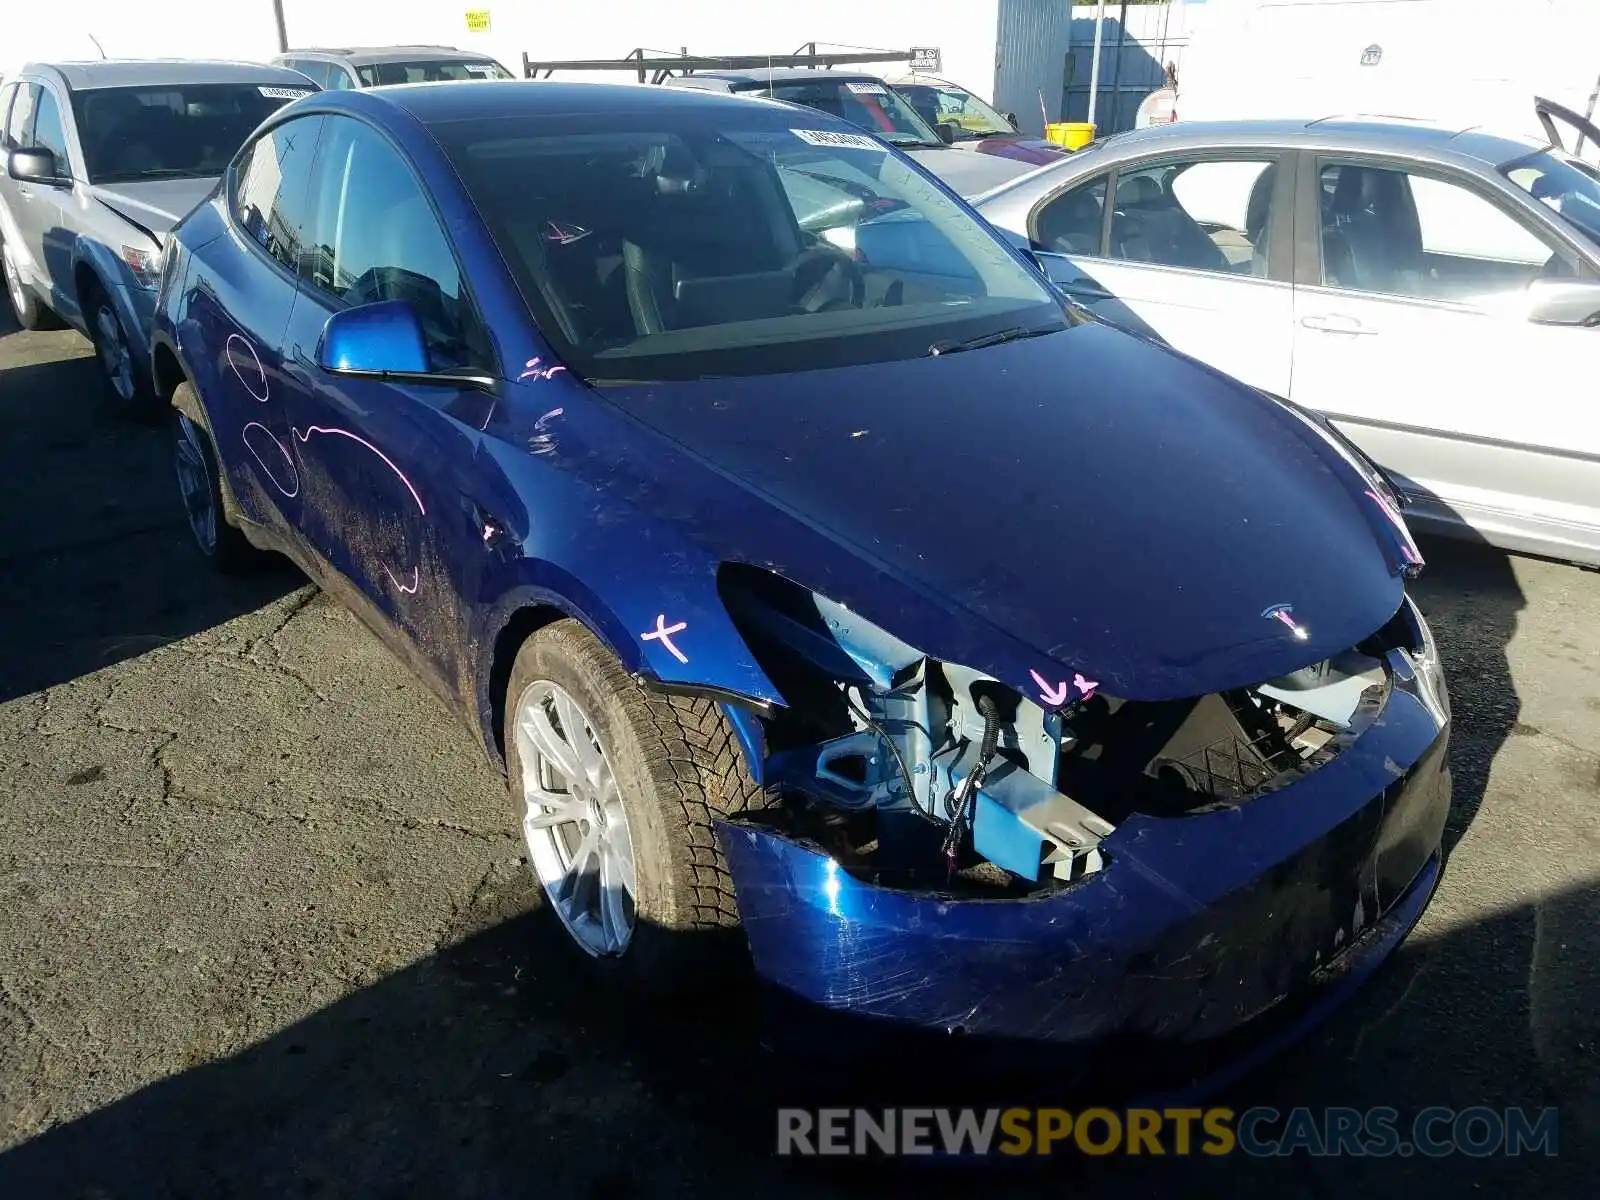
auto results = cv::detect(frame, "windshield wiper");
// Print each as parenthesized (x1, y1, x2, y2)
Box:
(927, 325, 1061, 356)
(95, 168, 207, 182)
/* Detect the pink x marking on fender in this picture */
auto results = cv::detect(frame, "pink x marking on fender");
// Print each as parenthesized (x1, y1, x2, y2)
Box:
(1073, 673, 1099, 700)
(641, 614, 689, 665)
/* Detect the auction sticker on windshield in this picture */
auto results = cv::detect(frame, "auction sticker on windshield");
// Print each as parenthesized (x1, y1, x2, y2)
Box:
(791, 129, 885, 152)
(259, 86, 314, 99)
(844, 82, 888, 94)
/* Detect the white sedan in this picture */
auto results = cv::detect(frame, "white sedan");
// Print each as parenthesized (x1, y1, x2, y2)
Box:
(974, 105, 1600, 568)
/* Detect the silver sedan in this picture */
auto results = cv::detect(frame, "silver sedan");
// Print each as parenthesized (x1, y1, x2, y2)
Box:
(975, 105, 1600, 569)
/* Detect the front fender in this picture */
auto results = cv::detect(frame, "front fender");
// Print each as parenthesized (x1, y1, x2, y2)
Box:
(73, 236, 156, 365)
(468, 426, 782, 755)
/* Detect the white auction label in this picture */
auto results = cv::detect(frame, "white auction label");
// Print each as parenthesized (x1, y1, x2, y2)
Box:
(790, 128, 885, 152)
(259, 86, 313, 99)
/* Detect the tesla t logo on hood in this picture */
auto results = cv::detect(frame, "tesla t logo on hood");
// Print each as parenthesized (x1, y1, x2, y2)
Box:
(1361, 44, 1383, 66)
(1263, 603, 1311, 641)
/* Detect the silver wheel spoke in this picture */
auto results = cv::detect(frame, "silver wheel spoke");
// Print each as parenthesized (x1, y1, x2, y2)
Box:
(514, 680, 639, 958)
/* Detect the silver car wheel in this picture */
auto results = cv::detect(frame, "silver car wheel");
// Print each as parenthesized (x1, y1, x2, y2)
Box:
(173, 414, 217, 555)
(96, 304, 135, 402)
(514, 680, 638, 957)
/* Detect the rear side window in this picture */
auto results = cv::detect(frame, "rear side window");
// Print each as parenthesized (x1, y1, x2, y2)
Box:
(300, 115, 471, 368)
(0, 85, 15, 148)
(231, 115, 325, 275)
(1032, 176, 1108, 255)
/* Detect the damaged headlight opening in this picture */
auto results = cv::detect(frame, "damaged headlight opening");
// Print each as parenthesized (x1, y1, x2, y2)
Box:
(719, 564, 1446, 897)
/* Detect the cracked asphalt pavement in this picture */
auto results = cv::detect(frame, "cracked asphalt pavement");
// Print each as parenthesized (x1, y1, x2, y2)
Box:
(1, 314, 1598, 1198)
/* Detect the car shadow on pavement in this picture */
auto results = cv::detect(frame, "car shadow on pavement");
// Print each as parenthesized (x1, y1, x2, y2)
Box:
(1405, 525, 1525, 856)
(1, 874, 1594, 1199)
(0, 342, 298, 703)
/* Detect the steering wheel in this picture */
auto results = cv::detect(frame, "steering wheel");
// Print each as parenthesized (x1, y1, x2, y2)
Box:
(791, 244, 867, 313)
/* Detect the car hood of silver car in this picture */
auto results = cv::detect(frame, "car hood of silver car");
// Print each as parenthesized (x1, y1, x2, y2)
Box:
(89, 177, 220, 243)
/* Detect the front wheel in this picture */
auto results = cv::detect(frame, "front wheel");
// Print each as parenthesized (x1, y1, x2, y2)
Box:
(85, 283, 156, 417)
(2, 238, 55, 331)
(503, 619, 769, 992)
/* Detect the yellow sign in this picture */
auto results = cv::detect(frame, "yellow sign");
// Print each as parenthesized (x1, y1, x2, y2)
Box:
(465, 9, 492, 33)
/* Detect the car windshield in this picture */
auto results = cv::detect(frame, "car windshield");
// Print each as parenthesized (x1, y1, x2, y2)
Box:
(71, 83, 311, 184)
(894, 81, 1015, 139)
(743, 80, 942, 148)
(1503, 146, 1600, 246)
(358, 59, 514, 86)
(437, 108, 1065, 384)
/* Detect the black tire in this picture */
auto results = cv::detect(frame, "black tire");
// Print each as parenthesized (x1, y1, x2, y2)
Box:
(2, 236, 57, 331)
(171, 390, 260, 574)
(502, 618, 770, 993)
(83, 280, 158, 418)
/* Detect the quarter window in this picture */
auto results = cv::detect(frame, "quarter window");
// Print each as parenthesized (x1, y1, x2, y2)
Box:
(1317, 162, 1570, 301)
(30, 89, 70, 169)
(231, 116, 325, 275)
(1033, 177, 1107, 255)
(5, 84, 39, 151)
(301, 116, 470, 368)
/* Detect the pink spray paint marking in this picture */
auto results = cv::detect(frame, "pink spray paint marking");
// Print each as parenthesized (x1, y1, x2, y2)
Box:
(1029, 669, 1071, 708)
(225, 334, 270, 402)
(641, 614, 689, 665)
(383, 564, 420, 595)
(241, 422, 299, 497)
(1365, 488, 1425, 567)
(292, 426, 426, 514)
(544, 220, 592, 246)
(1073, 673, 1099, 700)
(517, 357, 569, 383)
(292, 425, 426, 598)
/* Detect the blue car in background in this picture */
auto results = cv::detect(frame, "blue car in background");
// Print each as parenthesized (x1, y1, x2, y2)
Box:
(150, 80, 1451, 1093)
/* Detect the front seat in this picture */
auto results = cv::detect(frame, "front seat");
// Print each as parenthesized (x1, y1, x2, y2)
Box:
(620, 147, 801, 334)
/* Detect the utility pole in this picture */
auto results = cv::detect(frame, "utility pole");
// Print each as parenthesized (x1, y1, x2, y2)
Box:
(272, 0, 289, 53)
(1086, 0, 1108, 130)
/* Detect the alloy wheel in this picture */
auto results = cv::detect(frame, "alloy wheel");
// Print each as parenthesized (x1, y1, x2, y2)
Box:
(173, 414, 218, 555)
(3, 249, 24, 320)
(96, 304, 135, 403)
(513, 680, 638, 957)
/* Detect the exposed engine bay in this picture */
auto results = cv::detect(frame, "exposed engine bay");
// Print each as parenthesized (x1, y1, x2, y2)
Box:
(721, 565, 1418, 897)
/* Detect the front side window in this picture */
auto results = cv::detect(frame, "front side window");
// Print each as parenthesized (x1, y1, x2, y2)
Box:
(231, 115, 324, 275)
(71, 83, 314, 184)
(301, 116, 471, 368)
(894, 82, 1014, 141)
(1503, 148, 1600, 254)
(1108, 158, 1280, 276)
(746, 81, 942, 149)
(30, 89, 70, 168)
(356, 59, 513, 86)
(436, 109, 1065, 384)
(1318, 161, 1567, 302)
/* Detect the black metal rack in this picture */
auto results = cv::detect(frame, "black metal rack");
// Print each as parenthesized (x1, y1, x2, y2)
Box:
(521, 42, 920, 85)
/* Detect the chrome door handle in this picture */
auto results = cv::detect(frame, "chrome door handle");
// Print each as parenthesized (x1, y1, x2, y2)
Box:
(1301, 314, 1377, 336)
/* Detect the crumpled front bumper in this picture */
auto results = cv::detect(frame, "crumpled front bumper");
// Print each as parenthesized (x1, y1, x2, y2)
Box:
(716, 669, 1450, 1087)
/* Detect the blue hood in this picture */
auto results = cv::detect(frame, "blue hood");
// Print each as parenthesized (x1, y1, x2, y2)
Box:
(581, 322, 1410, 701)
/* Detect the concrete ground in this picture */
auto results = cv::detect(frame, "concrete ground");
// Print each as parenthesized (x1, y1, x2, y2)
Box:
(0, 312, 1597, 1198)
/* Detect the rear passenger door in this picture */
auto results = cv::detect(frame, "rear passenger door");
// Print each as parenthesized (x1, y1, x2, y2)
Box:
(1026, 151, 1298, 396)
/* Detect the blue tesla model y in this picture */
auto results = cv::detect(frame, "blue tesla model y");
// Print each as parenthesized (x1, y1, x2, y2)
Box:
(149, 80, 1451, 1092)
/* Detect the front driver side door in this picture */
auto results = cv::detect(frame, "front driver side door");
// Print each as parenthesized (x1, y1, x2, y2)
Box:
(1288, 156, 1600, 553)
(277, 114, 495, 696)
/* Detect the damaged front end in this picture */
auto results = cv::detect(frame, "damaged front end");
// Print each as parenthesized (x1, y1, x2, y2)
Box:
(711, 565, 1451, 1081)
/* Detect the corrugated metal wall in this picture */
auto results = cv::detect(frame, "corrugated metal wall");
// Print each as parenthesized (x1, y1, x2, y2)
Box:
(994, 0, 1077, 136)
(1062, 1, 1200, 133)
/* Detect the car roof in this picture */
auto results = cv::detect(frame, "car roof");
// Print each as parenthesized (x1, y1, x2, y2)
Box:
(1086, 115, 1547, 169)
(17, 59, 316, 90)
(283, 46, 494, 66)
(364, 78, 798, 125)
(676, 68, 889, 89)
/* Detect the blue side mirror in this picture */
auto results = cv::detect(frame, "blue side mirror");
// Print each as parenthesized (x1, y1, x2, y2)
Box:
(316, 300, 498, 391)
(318, 300, 429, 376)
